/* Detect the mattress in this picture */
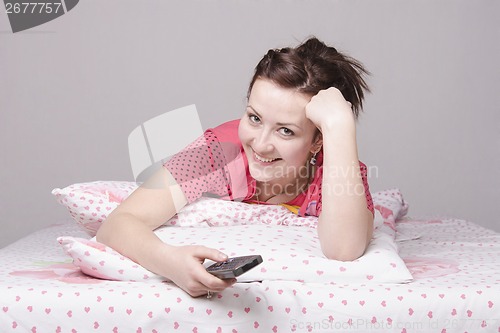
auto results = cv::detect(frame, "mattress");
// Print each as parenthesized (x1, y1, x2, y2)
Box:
(1, 215, 499, 333)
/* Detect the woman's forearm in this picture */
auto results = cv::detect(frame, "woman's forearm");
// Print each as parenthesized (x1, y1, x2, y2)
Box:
(96, 211, 175, 279)
(317, 120, 374, 261)
(95, 167, 187, 279)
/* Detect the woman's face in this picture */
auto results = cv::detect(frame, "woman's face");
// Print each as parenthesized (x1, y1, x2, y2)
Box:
(238, 79, 321, 183)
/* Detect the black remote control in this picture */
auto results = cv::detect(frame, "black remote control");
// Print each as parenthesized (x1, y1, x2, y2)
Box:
(206, 255, 263, 279)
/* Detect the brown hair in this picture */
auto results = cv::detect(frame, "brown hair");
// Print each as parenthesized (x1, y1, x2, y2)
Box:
(248, 37, 370, 118)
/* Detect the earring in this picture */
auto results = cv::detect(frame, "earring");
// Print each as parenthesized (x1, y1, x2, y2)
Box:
(309, 151, 318, 166)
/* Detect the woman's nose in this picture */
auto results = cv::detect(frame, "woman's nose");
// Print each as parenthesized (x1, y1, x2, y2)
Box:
(253, 130, 273, 153)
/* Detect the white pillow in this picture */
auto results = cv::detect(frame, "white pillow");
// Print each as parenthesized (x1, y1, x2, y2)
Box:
(52, 181, 138, 236)
(52, 180, 406, 236)
(58, 190, 413, 284)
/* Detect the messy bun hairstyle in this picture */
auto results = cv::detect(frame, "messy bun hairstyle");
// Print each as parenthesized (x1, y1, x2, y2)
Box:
(248, 37, 370, 118)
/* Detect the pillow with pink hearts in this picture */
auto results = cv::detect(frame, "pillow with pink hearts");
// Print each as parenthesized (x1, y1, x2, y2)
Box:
(59, 222, 413, 284)
(52, 181, 139, 236)
(53, 178, 408, 243)
(58, 189, 413, 284)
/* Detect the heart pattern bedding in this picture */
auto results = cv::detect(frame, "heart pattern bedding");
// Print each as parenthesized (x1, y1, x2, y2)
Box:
(58, 188, 413, 284)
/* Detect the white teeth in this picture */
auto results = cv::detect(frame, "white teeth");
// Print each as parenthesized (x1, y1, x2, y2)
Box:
(254, 153, 277, 163)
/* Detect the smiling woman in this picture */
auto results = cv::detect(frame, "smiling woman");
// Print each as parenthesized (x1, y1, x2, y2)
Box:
(96, 36, 374, 297)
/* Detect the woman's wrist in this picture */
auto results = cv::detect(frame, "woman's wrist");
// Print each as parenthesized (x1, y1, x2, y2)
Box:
(140, 240, 176, 280)
(319, 111, 356, 134)
(320, 116, 356, 143)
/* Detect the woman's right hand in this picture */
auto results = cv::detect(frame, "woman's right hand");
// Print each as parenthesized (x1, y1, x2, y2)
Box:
(97, 167, 235, 297)
(163, 244, 237, 297)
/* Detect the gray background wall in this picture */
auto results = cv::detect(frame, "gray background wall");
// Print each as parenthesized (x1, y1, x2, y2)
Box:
(1, 0, 499, 248)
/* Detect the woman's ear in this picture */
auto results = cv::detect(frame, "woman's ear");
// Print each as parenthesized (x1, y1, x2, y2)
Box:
(311, 132, 323, 153)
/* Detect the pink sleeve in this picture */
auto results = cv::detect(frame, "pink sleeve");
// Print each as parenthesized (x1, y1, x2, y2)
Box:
(162, 120, 248, 204)
(163, 130, 232, 204)
(359, 162, 374, 215)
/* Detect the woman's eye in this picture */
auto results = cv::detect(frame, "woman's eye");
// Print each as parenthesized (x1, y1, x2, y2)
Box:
(279, 127, 294, 136)
(249, 114, 260, 123)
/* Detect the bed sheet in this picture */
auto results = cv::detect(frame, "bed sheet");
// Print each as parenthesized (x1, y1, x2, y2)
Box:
(1, 218, 499, 333)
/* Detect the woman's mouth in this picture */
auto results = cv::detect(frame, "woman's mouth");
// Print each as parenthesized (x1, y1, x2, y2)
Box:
(253, 152, 280, 164)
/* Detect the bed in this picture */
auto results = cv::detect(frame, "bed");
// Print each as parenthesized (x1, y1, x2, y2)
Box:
(1, 183, 499, 333)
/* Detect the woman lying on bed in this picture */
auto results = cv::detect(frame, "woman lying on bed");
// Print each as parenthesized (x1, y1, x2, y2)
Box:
(97, 37, 374, 297)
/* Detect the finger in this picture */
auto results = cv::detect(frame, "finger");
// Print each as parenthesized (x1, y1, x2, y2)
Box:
(201, 267, 238, 291)
(179, 272, 230, 297)
(193, 246, 228, 263)
(187, 272, 236, 297)
(188, 250, 235, 288)
(202, 277, 237, 293)
(198, 262, 238, 291)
